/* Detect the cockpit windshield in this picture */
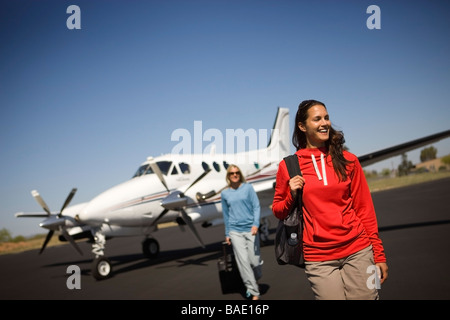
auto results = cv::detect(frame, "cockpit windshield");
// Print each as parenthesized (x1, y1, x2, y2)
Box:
(132, 161, 173, 178)
(132, 164, 153, 178)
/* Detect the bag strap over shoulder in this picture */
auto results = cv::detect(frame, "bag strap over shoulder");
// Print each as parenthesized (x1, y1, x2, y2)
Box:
(283, 154, 302, 178)
(283, 154, 303, 214)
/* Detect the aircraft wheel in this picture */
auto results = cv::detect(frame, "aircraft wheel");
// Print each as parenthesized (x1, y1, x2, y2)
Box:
(142, 238, 159, 259)
(92, 256, 112, 280)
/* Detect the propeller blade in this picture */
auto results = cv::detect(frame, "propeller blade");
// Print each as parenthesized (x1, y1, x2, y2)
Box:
(149, 162, 170, 192)
(183, 168, 211, 194)
(179, 209, 205, 248)
(150, 208, 169, 227)
(31, 190, 51, 216)
(60, 228, 83, 255)
(59, 188, 77, 215)
(39, 230, 54, 254)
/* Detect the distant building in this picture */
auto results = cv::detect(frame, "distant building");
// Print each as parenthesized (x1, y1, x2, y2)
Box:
(413, 156, 449, 172)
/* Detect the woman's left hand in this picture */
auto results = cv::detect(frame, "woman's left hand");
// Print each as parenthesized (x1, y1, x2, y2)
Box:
(251, 226, 259, 236)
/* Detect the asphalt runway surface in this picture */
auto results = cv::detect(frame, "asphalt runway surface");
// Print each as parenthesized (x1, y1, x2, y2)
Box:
(1, 178, 450, 306)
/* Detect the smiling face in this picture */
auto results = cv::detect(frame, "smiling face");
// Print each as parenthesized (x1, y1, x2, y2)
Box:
(226, 165, 244, 187)
(298, 104, 330, 149)
(228, 168, 241, 183)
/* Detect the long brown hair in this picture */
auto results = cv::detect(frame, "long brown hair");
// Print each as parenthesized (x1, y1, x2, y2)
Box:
(292, 99, 352, 181)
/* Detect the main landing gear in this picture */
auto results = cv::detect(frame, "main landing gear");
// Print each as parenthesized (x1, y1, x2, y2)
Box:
(142, 237, 160, 258)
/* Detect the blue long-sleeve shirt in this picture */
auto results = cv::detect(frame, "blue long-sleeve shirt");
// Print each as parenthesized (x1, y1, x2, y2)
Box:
(221, 183, 260, 237)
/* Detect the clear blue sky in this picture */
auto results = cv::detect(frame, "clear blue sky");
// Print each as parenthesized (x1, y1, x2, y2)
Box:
(1, 0, 449, 237)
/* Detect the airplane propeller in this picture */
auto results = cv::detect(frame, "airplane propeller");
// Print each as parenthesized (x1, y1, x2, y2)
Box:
(149, 161, 273, 247)
(31, 188, 83, 255)
(151, 168, 212, 226)
(149, 163, 212, 248)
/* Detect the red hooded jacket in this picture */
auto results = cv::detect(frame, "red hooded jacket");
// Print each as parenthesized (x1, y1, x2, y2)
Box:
(272, 147, 386, 263)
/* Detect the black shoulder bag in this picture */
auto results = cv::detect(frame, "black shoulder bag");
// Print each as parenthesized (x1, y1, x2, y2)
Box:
(274, 154, 305, 268)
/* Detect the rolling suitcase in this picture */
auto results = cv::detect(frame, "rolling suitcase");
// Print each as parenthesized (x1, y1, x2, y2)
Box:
(217, 242, 244, 294)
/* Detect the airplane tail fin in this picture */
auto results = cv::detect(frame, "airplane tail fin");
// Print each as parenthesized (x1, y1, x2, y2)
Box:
(266, 107, 291, 160)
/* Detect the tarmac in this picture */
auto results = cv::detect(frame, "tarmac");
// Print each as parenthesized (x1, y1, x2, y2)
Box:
(1, 178, 449, 315)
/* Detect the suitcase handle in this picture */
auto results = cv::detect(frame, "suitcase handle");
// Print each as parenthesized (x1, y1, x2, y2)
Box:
(221, 241, 229, 260)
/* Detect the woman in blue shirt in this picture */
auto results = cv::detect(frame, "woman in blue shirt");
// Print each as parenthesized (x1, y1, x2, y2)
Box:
(221, 164, 262, 300)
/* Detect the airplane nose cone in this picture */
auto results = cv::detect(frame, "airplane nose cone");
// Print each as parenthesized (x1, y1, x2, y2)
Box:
(39, 216, 66, 230)
(76, 200, 101, 224)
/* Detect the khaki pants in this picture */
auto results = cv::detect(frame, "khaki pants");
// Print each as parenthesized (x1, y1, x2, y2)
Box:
(304, 245, 380, 300)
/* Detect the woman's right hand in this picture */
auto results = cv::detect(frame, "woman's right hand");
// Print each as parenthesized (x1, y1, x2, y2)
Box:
(289, 175, 305, 197)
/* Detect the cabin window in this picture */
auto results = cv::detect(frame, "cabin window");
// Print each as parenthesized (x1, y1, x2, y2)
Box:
(213, 161, 220, 172)
(202, 162, 210, 171)
(223, 161, 229, 169)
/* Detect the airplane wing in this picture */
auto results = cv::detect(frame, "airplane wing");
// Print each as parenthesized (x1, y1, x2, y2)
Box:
(358, 129, 450, 167)
(248, 129, 450, 199)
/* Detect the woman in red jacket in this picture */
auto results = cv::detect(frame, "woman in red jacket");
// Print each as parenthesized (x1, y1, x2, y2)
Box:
(272, 99, 388, 299)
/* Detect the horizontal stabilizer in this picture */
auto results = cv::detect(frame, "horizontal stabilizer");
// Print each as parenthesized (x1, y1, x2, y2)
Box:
(359, 129, 450, 167)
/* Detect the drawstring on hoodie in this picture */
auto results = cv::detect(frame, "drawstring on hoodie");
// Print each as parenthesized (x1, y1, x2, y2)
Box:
(311, 153, 328, 186)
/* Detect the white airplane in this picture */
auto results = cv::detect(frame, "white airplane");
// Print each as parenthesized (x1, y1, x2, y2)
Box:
(15, 107, 450, 280)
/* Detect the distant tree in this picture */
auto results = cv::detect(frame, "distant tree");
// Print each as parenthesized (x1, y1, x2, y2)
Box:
(12, 235, 26, 242)
(364, 170, 377, 179)
(420, 146, 437, 162)
(0, 228, 12, 243)
(398, 153, 414, 176)
(381, 168, 391, 177)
